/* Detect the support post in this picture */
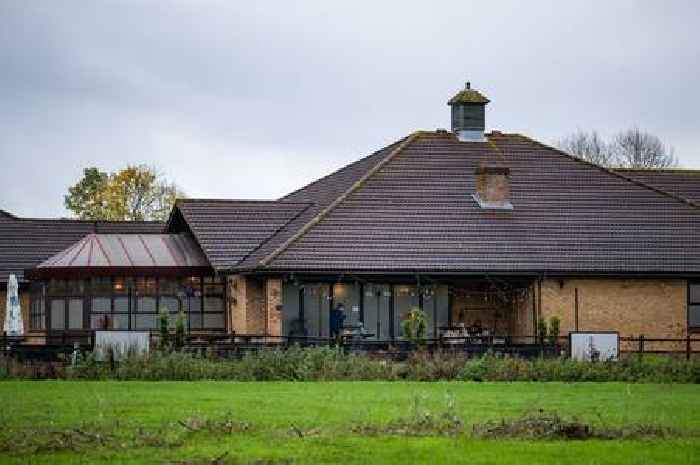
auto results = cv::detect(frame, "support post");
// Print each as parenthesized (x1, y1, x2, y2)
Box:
(687, 335, 691, 361)
(266, 279, 283, 338)
(574, 287, 579, 331)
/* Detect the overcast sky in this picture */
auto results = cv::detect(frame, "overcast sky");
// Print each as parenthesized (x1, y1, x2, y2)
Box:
(1, 1, 699, 218)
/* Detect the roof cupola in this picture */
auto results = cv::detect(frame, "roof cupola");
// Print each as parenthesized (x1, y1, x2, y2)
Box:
(448, 82, 489, 142)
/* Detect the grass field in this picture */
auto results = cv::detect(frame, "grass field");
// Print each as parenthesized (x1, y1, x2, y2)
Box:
(0, 381, 698, 464)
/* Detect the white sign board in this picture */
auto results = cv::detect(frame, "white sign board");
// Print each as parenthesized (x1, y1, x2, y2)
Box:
(570, 332, 619, 361)
(94, 331, 150, 361)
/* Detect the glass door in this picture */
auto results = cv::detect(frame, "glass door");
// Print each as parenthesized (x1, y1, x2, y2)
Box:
(362, 284, 392, 340)
(302, 284, 330, 337)
(332, 283, 361, 328)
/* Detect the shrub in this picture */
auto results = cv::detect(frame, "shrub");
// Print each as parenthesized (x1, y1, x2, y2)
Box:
(158, 306, 170, 351)
(548, 317, 560, 346)
(55, 348, 700, 383)
(537, 318, 548, 344)
(174, 311, 186, 352)
(457, 354, 700, 383)
(403, 351, 467, 381)
(401, 307, 427, 345)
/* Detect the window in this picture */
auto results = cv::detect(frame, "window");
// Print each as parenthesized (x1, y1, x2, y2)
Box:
(202, 277, 225, 330)
(50, 299, 66, 330)
(35, 275, 226, 332)
(112, 277, 131, 330)
(47, 280, 85, 330)
(68, 298, 84, 329)
(187, 276, 203, 329)
(29, 284, 46, 331)
(690, 282, 700, 330)
(159, 278, 183, 328)
(132, 277, 157, 329)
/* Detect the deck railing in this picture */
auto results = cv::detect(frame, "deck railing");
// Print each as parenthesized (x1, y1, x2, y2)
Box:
(3, 331, 700, 362)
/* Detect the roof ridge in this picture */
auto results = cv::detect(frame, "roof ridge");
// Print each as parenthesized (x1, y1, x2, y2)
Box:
(0, 208, 17, 219)
(11, 216, 162, 225)
(509, 133, 699, 209)
(278, 135, 410, 202)
(259, 131, 424, 267)
(236, 202, 314, 267)
(177, 198, 311, 205)
(168, 204, 215, 269)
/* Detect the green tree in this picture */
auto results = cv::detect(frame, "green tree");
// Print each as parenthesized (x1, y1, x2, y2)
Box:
(64, 165, 182, 221)
(64, 167, 110, 220)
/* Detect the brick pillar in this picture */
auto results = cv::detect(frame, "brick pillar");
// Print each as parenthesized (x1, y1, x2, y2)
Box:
(228, 275, 247, 334)
(20, 291, 30, 333)
(266, 279, 282, 337)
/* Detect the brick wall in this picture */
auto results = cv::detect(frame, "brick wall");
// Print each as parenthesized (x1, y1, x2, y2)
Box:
(540, 278, 689, 351)
(228, 275, 246, 333)
(266, 279, 282, 337)
(227, 275, 278, 336)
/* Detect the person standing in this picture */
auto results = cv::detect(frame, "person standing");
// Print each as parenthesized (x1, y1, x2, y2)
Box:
(330, 303, 346, 339)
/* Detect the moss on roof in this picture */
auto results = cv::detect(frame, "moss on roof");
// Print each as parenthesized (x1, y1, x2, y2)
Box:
(447, 88, 490, 105)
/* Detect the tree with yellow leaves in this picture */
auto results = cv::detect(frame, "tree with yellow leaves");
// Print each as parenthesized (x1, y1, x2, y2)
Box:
(64, 165, 183, 221)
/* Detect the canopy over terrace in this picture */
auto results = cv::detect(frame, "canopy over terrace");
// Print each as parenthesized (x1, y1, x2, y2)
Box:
(24, 234, 227, 333)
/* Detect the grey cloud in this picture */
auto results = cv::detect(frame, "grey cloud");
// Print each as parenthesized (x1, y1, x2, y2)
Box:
(1, 1, 699, 217)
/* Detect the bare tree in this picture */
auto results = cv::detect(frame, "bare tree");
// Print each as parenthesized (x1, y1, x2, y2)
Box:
(611, 127, 678, 169)
(557, 130, 614, 166)
(558, 127, 678, 169)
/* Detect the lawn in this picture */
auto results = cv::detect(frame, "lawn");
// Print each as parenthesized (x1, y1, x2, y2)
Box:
(0, 381, 698, 464)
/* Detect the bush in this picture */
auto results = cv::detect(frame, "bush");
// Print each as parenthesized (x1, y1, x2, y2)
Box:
(174, 311, 186, 352)
(537, 318, 548, 344)
(401, 307, 427, 345)
(158, 306, 170, 351)
(457, 354, 700, 383)
(403, 351, 468, 381)
(52, 348, 700, 383)
(548, 317, 560, 346)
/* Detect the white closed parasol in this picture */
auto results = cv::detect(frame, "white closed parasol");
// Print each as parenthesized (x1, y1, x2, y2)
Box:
(3, 274, 24, 336)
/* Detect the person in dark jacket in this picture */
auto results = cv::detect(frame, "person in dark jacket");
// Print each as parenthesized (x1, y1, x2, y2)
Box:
(330, 304, 346, 338)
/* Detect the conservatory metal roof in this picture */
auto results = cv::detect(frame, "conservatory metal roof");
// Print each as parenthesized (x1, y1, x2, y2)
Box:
(28, 233, 211, 277)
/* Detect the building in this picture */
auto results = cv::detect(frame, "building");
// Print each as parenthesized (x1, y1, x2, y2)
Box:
(2, 85, 699, 351)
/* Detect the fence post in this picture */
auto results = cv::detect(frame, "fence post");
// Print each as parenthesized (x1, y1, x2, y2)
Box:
(638, 334, 645, 358)
(687, 335, 691, 361)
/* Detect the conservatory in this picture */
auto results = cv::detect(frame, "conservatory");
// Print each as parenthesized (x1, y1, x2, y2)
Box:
(25, 233, 227, 333)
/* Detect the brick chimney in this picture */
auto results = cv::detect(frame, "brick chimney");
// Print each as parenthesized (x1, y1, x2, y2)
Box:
(448, 82, 489, 142)
(472, 165, 513, 210)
